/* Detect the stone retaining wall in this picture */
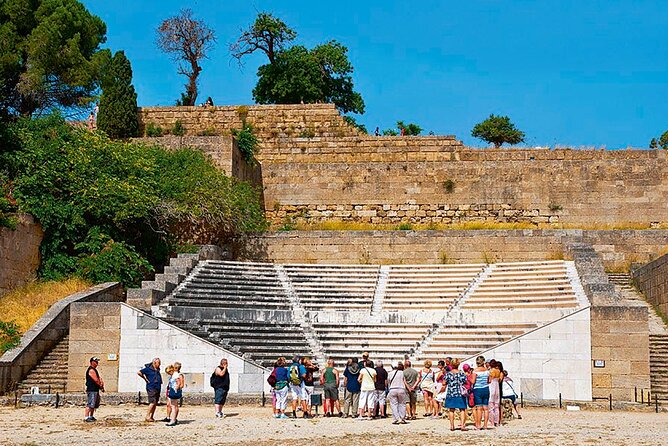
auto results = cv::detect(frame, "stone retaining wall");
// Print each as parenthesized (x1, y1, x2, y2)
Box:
(235, 229, 668, 271)
(0, 283, 124, 395)
(0, 214, 43, 296)
(632, 253, 668, 317)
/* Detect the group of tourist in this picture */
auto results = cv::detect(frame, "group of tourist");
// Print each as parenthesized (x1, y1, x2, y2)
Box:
(84, 356, 230, 426)
(268, 353, 522, 430)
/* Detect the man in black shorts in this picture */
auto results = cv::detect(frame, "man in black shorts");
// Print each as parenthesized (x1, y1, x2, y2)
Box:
(137, 357, 162, 422)
(212, 358, 230, 418)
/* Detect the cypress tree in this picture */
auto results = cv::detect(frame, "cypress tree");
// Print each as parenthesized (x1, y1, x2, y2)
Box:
(98, 51, 139, 139)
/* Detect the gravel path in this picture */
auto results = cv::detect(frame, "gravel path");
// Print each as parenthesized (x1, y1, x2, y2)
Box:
(1, 404, 667, 445)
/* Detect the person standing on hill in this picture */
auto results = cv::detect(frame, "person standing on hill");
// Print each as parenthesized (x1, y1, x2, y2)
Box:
(211, 358, 230, 418)
(137, 357, 162, 422)
(84, 357, 104, 422)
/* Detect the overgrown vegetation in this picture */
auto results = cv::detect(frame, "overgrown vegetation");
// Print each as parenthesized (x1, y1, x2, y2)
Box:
(231, 123, 259, 163)
(0, 321, 20, 354)
(172, 120, 185, 136)
(343, 116, 367, 134)
(0, 114, 266, 286)
(145, 122, 164, 137)
(97, 51, 139, 139)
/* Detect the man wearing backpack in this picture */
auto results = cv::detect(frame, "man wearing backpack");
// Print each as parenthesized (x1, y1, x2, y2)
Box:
(288, 355, 308, 418)
(211, 358, 230, 418)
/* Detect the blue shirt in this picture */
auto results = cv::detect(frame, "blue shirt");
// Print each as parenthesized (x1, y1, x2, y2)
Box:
(344, 366, 361, 392)
(274, 367, 289, 382)
(140, 364, 163, 391)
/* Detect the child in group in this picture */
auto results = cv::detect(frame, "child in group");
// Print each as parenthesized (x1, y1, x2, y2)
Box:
(502, 370, 522, 419)
(161, 364, 175, 422)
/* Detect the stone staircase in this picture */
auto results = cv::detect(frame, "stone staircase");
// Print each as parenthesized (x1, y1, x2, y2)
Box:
(608, 273, 668, 404)
(17, 336, 69, 394)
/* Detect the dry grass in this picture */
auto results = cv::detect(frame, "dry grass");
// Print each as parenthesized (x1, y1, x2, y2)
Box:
(0, 278, 91, 333)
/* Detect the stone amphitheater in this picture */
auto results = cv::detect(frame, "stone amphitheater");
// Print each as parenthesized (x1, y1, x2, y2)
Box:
(2, 104, 668, 412)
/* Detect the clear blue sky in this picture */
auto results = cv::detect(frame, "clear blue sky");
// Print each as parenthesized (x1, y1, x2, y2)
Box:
(83, 0, 667, 148)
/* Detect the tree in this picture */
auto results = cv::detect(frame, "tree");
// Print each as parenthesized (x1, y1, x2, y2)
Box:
(97, 51, 139, 139)
(343, 116, 367, 134)
(0, 0, 107, 119)
(253, 41, 365, 114)
(230, 12, 296, 65)
(471, 114, 525, 147)
(650, 130, 668, 150)
(397, 121, 422, 136)
(156, 9, 216, 106)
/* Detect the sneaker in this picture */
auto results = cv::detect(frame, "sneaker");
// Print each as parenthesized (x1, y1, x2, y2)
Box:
(279, 413, 289, 419)
(166, 420, 177, 426)
(338, 412, 344, 417)
(90, 417, 97, 422)
(84, 417, 94, 423)
(161, 418, 170, 422)
(215, 412, 222, 418)
(219, 412, 225, 418)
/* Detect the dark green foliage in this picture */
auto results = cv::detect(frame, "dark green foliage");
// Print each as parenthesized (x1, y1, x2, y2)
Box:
(1, 114, 266, 286)
(175, 91, 195, 107)
(172, 120, 185, 136)
(471, 114, 526, 148)
(382, 128, 398, 136)
(443, 179, 455, 194)
(343, 116, 367, 134)
(397, 121, 422, 136)
(145, 123, 163, 137)
(396, 223, 413, 230)
(650, 130, 668, 150)
(231, 12, 297, 64)
(0, 0, 107, 118)
(0, 173, 18, 229)
(253, 42, 365, 114)
(230, 124, 259, 163)
(0, 320, 21, 354)
(97, 51, 139, 139)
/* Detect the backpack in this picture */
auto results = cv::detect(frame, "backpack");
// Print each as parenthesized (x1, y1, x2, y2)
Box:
(289, 365, 301, 385)
(210, 367, 225, 388)
(267, 370, 277, 387)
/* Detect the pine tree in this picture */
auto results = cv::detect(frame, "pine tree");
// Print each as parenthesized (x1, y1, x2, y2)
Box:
(97, 51, 139, 139)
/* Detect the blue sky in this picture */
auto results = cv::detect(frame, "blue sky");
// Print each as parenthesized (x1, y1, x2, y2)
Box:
(82, 0, 668, 148)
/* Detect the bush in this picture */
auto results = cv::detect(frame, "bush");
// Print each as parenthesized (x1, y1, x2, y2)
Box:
(231, 124, 259, 163)
(0, 320, 20, 354)
(1, 114, 266, 286)
(0, 175, 18, 229)
(146, 122, 164, 137)
(172, 120, 185, 136)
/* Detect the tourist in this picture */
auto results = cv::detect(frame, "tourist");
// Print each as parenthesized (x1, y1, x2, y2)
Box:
(271, 357, 290, 419)
(358, 359, 377, 419)
(403, 359, 419, 420)
(419, 360, 437, 417)
(343, 357, 361, 417)
(320, 359, 342, 417)
(387, 362, 408, 424)
(302, 357, 318, 418)
(488, 359, 502, 427)
(462, 364, 474, 408)
(162, 364, 175, 422)
(502, 369, 522, 419)
(205, 97, 214, 107)
(361, 352, 370, 367)
(166, 361, 184, 426)
(434, 360, 447, 410)
(137, 357, 162, 422)
(211, 358, 230, 418)
(288, 355, 308, 418)
(84, 356, 104, 422)
(374, 360, 388, 418)
(444, 358, 468, 431)
(374, 126, 380, 136)
(471, 355, 490, 429)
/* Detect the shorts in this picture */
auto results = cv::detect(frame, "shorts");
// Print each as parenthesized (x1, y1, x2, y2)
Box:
(303, 385, 314, 403)
(214, 387, 229, 405)
(407, 390, 417, 406)
(374, 389, 386, 406)
(473, 387, 490, 407)
(289, 383, 304, 400)
(147, 388, 160, 404)
(359, 390, 376, 410)
(324, 384, 339, 401)
(86, 391, 100, 409)
(503, 395, 517, 404)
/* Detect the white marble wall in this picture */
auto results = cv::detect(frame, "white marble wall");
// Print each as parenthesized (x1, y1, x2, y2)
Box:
(463, 307, 593, 401)
(118, 304, 268, 393)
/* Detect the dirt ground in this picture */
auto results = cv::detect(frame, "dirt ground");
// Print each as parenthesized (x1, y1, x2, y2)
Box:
(1, 404, 668, 446)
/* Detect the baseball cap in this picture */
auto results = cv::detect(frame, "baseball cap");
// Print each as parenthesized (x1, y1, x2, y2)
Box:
(90, 356, 100, 362)
(462, 364, 471, 372)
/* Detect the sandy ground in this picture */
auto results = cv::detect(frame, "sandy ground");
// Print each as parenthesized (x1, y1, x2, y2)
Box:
(1, 404, 668, 446)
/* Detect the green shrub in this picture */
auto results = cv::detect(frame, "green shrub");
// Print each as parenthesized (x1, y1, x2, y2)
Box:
(443, 179, 455, 194)
(0, 176, 18, 230)
(396, 223, 413, 230)
(1, 114, 266, 286)
(146, 122, 163, 137)
(0, 320, 20, 354)
(172, 120, 185, 136)
(231, 124, 259, 163)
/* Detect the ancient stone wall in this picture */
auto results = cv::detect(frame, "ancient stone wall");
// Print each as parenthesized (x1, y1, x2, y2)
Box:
(234, 229, 668, 271)
(632, 254, 668, 316)
(0, 214, 43, 296)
